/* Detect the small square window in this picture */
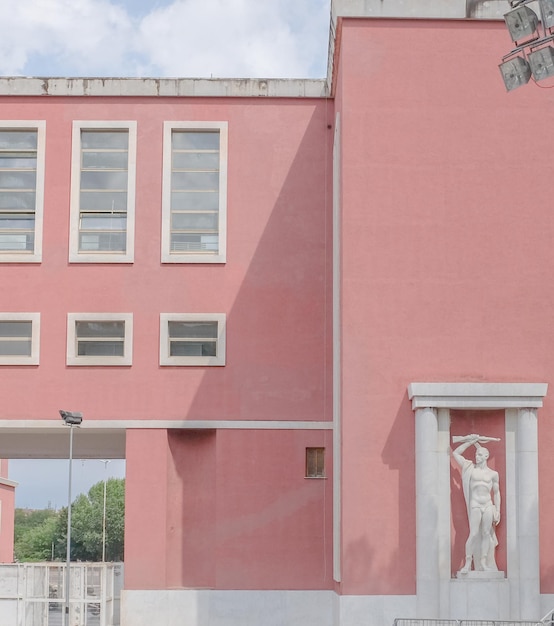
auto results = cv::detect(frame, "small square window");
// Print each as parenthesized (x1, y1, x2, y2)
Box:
(67, 313, 133, 366)
(0, 313, 40, 365)
(306, 447, 325, 478)
(160, 313, 226, 366)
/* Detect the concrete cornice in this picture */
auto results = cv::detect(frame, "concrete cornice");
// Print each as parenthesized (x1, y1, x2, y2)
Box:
(0, 77, 329, 99)
(407, 382, 548, 410)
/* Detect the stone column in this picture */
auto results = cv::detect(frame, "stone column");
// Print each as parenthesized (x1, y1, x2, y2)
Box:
(516, 408, 540, 619)
(415, 406, 440, 617)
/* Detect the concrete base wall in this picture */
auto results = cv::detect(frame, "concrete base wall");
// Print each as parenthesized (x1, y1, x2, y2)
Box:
(121, 589, 554, 626)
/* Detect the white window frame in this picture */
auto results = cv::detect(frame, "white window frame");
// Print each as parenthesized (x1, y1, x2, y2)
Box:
(67, 313, 133, 366)
(0, 121, 45, 263)
(69, 121, 137, 263)
(0, 312, 40, 365)
(161, 121, 228, 264)
(160, 313, 226, 366)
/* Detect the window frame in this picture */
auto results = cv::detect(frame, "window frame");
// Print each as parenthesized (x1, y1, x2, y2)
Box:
(160, 313, 226, 366)
(0, 121, 45, 263)
(67, 313, 133, 366)
(161, 121, 228, 264)
(0, 312, 40, 365)
(69, 121, 137, 263)
(305, 447, 326, 478)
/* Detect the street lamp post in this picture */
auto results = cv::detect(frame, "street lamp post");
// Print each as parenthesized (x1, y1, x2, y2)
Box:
(100, 460, 110, 562)
(59, 410, 83, 626)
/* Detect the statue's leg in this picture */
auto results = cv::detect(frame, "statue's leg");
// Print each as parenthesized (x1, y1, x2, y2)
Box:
(461, 508, 482, 573)
(480, 506, 495, 571)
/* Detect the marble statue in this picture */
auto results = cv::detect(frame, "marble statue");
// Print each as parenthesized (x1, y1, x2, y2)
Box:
(451, 434, 501, 574)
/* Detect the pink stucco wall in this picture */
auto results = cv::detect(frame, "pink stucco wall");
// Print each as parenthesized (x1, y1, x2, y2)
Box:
(0, 460, 14, 563)
(0, 96, 331, 424)
(335, 18, 554, 595)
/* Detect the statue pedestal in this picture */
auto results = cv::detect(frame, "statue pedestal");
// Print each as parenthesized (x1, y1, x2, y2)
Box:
(456, 570, 505, 580)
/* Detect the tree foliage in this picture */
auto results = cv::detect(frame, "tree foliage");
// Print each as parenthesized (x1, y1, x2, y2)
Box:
(15, 478, 125, 563)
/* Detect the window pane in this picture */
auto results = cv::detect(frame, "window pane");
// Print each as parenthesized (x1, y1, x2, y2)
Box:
(306, 448, 325, 477)
(80, 215, 127, 231)
(170, 340, 217, 357)
(76, 321, 124, 338)
(171, 212, 218, 231)
(0, 321, 32, 337)
(0, 191, 36, 210)
(77, 341, 124, 357)
(80, 191, 127, 211)
(0, 215, 35, 229)
(0, 131, 37, 150)
(168, 321, 218, 339)
(79, 232, 126, 252)
(82, 151, 128, 170)
(81, 131, 128, 150)
(172, 152, 220, 170)
(0, 154, 37, 168)
(81, 171, 128, 190)
(0, 233, 33, 250)
(171, 171, 219, 191)
(170, 234, 218, 252)
(0, 171, 37, 189)
(170, 191, 219, 211)
(172, 131, 219, 151)
(0, 339, 32, 356)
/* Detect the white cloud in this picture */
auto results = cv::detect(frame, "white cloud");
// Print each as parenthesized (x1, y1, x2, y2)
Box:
(0, 0, 330, 78)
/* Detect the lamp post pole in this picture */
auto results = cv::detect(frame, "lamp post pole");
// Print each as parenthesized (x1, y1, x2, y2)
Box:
(101, 460, 110, 562)
(59, 410, 83, 626)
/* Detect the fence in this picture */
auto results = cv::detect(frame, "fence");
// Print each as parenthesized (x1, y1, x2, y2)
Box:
(0, 562, 123, 626)
(393, 620, 552, 626)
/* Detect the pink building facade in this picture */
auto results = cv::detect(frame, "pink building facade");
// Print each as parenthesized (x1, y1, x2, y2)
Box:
(1, 1, 554, 624)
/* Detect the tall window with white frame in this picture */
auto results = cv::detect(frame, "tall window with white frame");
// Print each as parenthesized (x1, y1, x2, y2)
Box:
(70, 122, 136, 263)
(0, 123, 45, 262)
(162, 121, 228, 263)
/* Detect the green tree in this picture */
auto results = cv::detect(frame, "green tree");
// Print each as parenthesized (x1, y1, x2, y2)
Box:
(14, 509, 59, 562)
(56, 478, 125, 562)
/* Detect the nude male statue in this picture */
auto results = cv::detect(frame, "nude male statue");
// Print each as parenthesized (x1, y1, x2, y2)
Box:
(451, 434, 501, 573)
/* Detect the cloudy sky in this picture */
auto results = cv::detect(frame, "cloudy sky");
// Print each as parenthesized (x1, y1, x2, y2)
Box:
(8, 0, 330, 510)
(0, 0, 331, 79)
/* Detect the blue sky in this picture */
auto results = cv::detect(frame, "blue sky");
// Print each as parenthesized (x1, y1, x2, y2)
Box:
(8, 0, 330, 510)
(0, 0, 331, 79)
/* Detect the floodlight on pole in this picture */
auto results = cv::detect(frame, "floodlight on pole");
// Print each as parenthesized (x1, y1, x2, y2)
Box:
(528, 44, 554, 80)
(539, 0, 554, 30)
(499, 54, 532, 90)
(59, 410, 83, 626)
(504, 5, 540, 43)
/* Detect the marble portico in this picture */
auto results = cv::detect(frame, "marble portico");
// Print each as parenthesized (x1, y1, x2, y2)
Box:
(407, 382, 548, 621)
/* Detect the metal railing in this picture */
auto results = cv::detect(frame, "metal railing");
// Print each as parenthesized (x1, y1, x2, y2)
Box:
(394, 616, 554, 626)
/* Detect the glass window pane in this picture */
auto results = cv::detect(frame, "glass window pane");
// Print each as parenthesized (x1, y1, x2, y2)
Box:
(170, 191, 218, 211)
(172, 152, 219, 170)
(171, 171, 219, 191)
(0, 215, 35, 229)
(80, 191, 127, 212)
(170, 340, 217, 357)
(81, 171, 128, 190)
(0, 171, 37, 189)
(170, 233, 218, 252)
(0, 321, 32, 337)
(81, 131, 128, 150)
(82, 151, 128, 170)
(0, 339, 32, 356)
(0, 191, 36, 210)
(77, 341, 124, 356)
(0, 131, 37, 150)
(0, 154, 37, 168)
(171, 212, 218, 231)
(0, 233, 33, 250)
(168, 321, 218, 339)
(79, 232, 126, 252)
(172, 131, 219, 151)
(76, 321, 124, 338)
(80, 215, 127, 231)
